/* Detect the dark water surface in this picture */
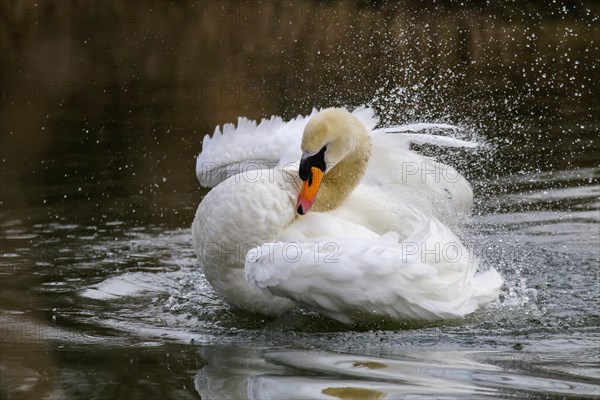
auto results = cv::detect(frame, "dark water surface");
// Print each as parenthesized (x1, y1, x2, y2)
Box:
(1, 1, 599, 399)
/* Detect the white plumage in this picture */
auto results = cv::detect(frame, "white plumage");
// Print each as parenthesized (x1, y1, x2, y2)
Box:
(192, 106, 502, 323)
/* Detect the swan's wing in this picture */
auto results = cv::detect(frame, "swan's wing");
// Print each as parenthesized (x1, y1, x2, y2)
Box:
(245, 220, 502, 324)
(365, 123, 480, 220)
(195, 112, 313, 187)
(378, 123, 478, 148)
(196, 107, 380, 188)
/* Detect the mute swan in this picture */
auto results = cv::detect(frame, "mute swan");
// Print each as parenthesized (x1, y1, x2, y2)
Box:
(192, 107, 502, 323)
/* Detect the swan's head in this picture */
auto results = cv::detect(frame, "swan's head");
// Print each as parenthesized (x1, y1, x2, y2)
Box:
(296, 108, 369, 215)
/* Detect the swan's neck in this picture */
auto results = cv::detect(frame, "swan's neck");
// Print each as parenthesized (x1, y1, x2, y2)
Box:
(313, 132, 371, 212)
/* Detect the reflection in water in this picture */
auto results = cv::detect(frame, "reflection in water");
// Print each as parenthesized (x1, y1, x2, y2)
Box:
(195, 346, 600, 399)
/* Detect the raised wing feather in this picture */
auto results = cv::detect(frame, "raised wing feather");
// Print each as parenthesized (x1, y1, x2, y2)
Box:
(196, 112, 311, 187)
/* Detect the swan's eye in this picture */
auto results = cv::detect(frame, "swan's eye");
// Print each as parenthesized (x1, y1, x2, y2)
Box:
(299, 146, 327, 181)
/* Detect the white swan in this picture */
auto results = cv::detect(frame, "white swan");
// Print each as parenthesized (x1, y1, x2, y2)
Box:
(192, 107, 502, 323)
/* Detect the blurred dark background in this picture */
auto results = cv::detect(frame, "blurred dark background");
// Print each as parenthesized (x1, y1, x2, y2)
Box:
(1, 0, 598, 228)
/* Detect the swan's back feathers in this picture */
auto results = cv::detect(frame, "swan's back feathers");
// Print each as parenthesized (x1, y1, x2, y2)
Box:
(245, 220, 502, 324)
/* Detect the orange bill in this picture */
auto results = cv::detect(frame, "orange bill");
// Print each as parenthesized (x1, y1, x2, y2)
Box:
(296, 167, 324, 215)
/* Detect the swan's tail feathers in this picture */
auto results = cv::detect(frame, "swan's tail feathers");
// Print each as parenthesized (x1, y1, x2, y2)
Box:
(380, 123, 478, 149)
(245, 221, 503, 324)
